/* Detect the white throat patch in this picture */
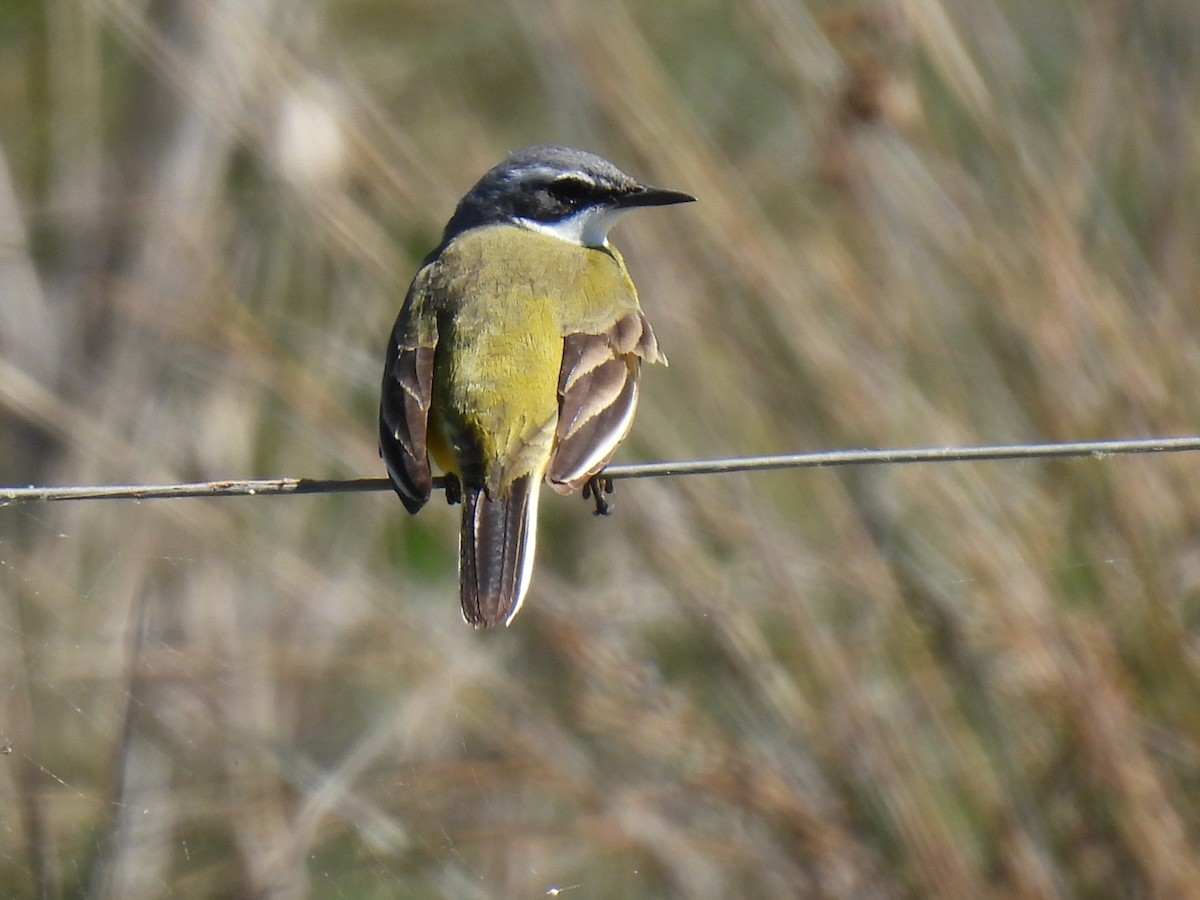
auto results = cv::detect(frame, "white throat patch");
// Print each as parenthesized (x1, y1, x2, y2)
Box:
(516, 205, 629, 248)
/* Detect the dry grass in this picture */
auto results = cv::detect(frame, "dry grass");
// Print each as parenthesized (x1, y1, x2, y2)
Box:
(3, 0, 1200, 897)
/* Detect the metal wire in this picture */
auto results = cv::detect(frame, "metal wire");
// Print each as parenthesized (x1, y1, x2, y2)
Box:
(3, 436, 1199, 504)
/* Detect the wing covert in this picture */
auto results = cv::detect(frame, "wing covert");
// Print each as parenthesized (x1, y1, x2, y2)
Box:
(547, 309, 664, 492)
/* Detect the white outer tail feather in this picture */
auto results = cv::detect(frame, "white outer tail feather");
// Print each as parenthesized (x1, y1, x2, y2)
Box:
(503, 476, 541, 626)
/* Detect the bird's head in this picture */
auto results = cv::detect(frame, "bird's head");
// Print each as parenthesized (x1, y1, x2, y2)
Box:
(441, 145, 695, 249)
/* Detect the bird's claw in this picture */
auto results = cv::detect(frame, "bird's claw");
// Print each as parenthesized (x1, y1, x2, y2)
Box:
(442, 474, 462, 506)
(583, 475, 614, 516)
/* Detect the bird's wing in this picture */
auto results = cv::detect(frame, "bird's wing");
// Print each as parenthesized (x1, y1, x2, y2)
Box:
(548, 309, 664, 492)
(379, 286, 437, 514)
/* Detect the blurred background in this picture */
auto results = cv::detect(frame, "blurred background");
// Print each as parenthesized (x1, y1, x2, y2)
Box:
(3, 0, 1200, 897)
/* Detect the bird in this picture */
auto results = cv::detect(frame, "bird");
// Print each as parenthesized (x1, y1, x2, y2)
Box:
(379, 145, 694, 627)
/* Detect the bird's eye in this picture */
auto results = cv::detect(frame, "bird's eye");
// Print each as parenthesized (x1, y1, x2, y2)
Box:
(549, 177, 596, 205)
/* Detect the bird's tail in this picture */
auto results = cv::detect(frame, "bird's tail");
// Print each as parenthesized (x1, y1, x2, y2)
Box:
(459, 475, 540, 627)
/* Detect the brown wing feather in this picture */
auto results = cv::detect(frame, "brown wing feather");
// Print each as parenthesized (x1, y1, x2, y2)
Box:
(380, 335, 435, 514)
(548, 310, 664, 492)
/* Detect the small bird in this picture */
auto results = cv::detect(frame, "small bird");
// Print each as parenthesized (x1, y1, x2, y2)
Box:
(380, 145, 694, 627)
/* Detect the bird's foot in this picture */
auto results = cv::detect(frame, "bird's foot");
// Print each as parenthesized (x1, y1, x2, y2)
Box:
(442, 473, 462, 506)
(583, 475, 614, 516)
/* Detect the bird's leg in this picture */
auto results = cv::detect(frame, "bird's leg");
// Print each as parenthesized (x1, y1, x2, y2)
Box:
(583, 474, 614, 516)
(442, 473, 462, 506)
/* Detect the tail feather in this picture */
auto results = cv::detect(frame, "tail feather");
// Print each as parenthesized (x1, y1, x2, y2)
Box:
(459, 476, 540, 627)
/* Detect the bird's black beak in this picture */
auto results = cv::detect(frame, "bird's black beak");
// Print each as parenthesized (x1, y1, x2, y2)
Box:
(617, 184, 697, 209)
